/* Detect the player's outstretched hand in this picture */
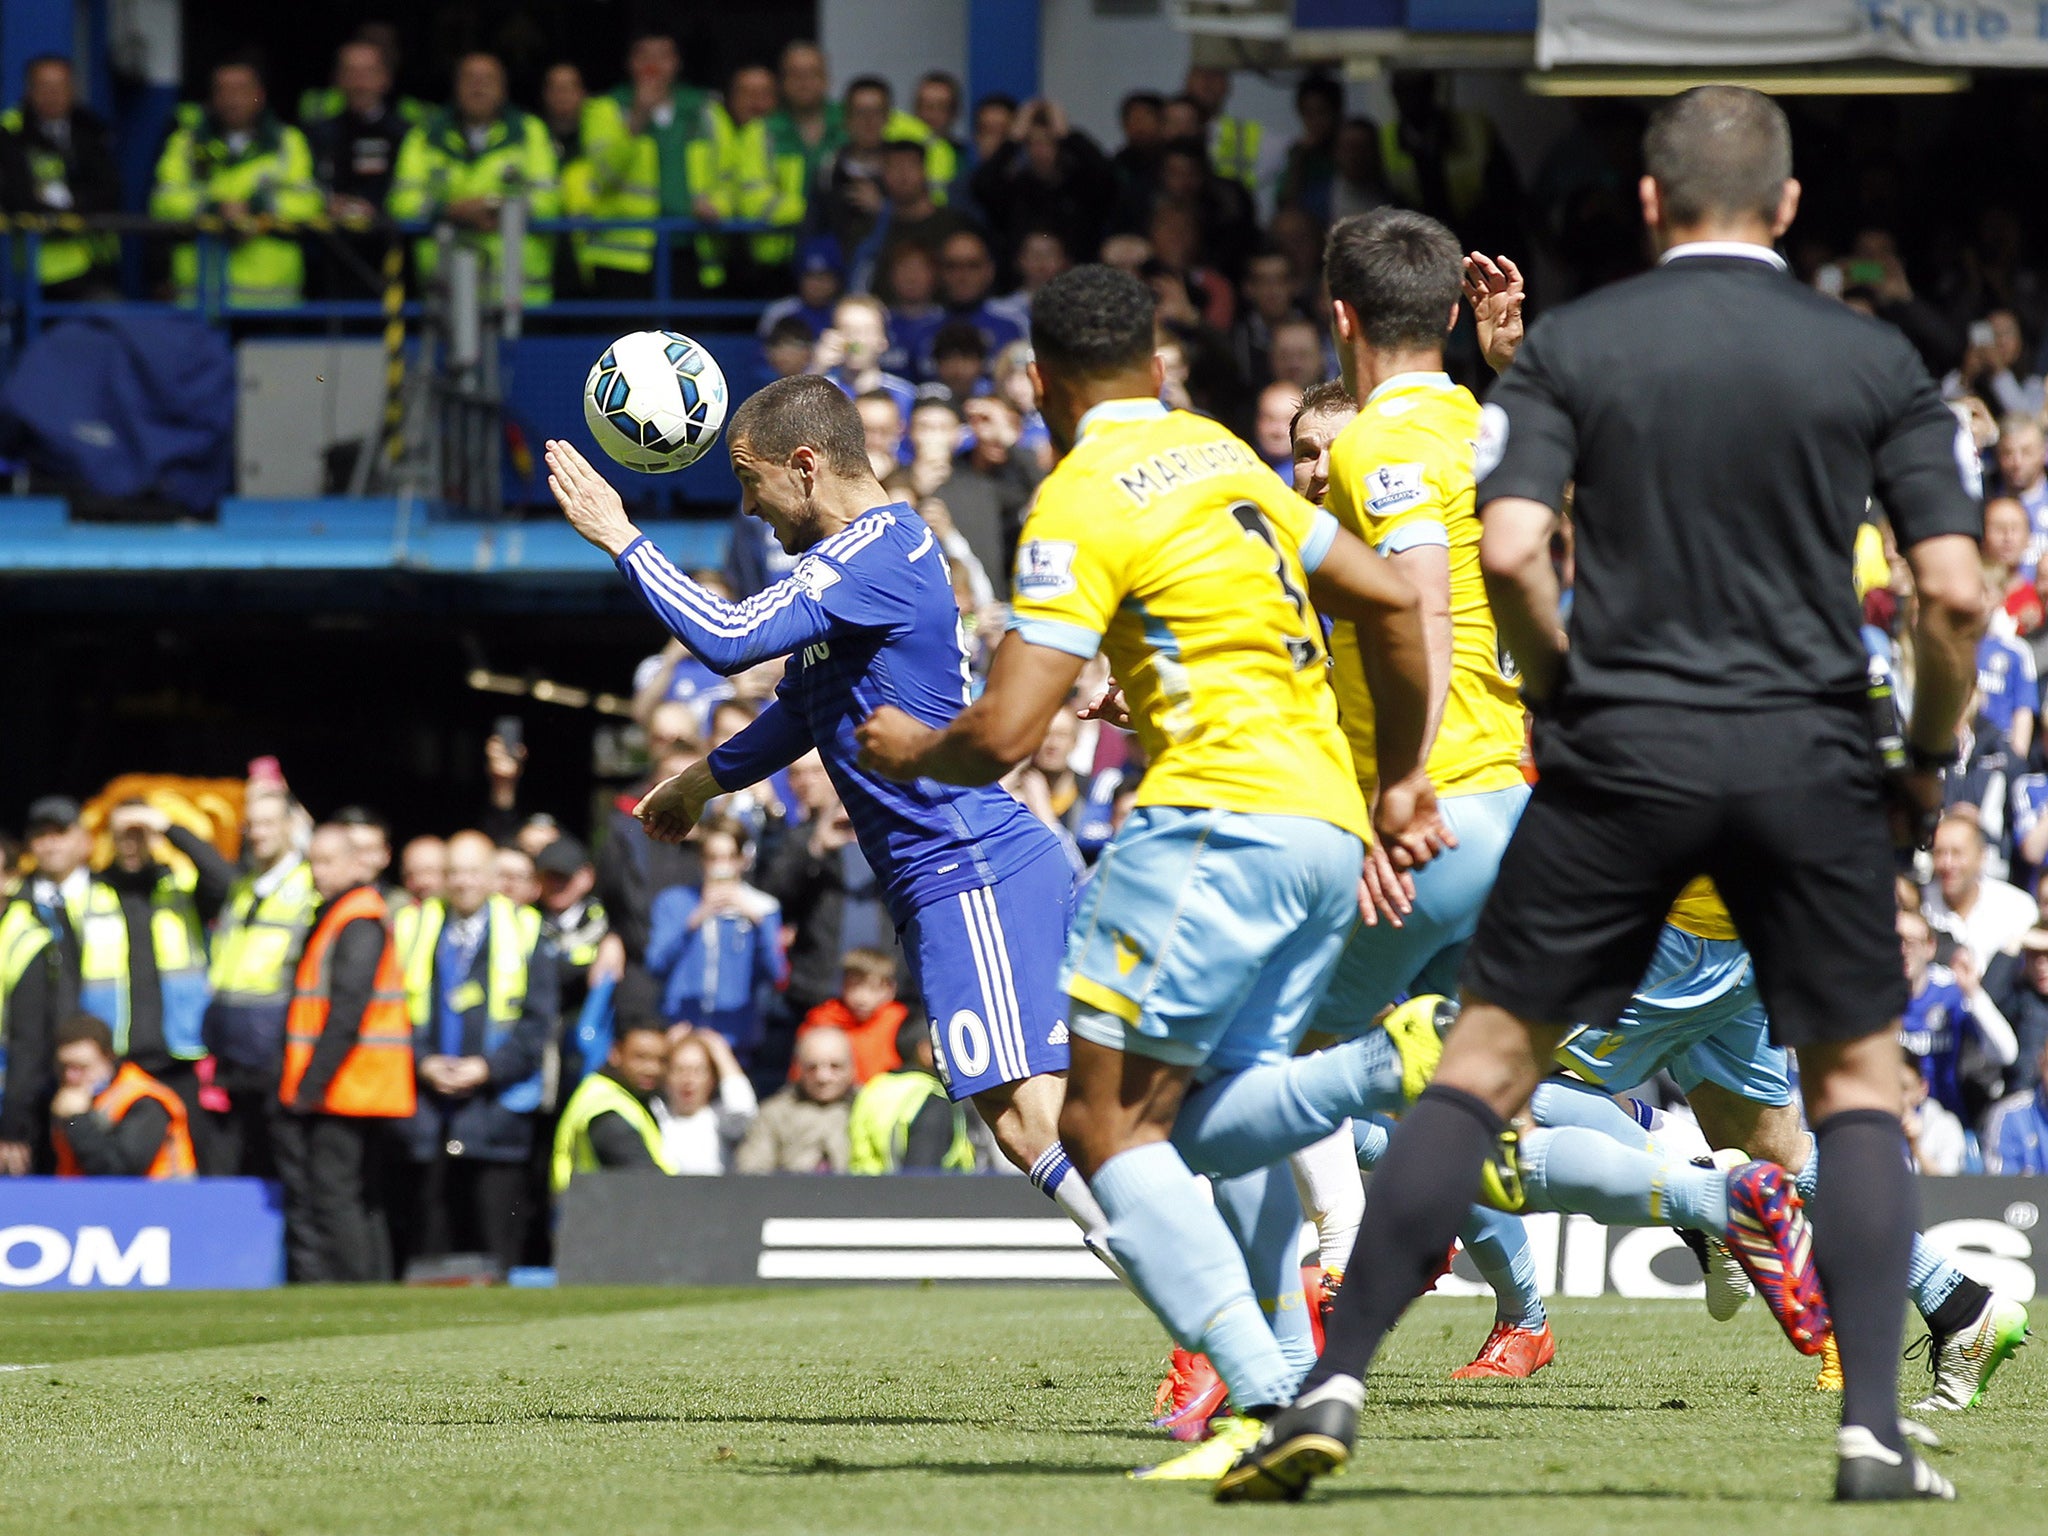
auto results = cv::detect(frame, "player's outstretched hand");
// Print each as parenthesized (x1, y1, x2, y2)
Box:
(1375, 769, 1457, 873)
(1462, 251, 1525, 376)
(1077, 682, 1130, 729)
(855, 705, 936, 781)
(635, 758, 721, 844)
(545, 438, 640, 558)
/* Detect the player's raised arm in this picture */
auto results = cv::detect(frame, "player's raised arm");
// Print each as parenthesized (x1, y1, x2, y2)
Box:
(856, 633, 1086, 785)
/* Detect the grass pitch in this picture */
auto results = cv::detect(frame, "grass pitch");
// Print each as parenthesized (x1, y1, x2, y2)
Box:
(1, 1286, 2039, 1535)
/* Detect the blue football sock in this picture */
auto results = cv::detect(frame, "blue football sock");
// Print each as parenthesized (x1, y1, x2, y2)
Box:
(1460, 1205, 1547, 1329)
(1172, 1034, 1407, 1179)
(1792, 1131, 1819, 1200)
(1906, 1233, 1969, 1320)
(1354, 1116, 1392, 1168)
(1519, 1126, 1729, 1233)
(1528, 1078, 1656, 1150)
(1212, 1164, 1317, 1384)
(1089, 1141, 1295, 1410)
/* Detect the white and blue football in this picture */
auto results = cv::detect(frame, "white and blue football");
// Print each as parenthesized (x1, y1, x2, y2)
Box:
(582, 330, 729, 474)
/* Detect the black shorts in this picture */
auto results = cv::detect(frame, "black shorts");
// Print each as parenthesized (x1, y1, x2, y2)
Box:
(1460, 698, 1907, 1049)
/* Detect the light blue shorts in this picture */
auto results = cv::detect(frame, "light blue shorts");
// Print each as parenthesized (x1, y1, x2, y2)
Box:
(1555, 924, 1794, 1106)
(1311, 782, 1530, 1036)
(1065, 806, 1363, 1076)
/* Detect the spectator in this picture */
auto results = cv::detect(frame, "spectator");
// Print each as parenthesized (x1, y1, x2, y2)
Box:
(276, 823, 416, 1283)
(1267, 203, 1328, 313)
(1021, 709, 1083, 831)
(1900, 906, 2019, 1129)
(535, 834, 619, 1083)
(150, 58, 319, 309)
(853, 389, 908, 480)
(758, 758, 890, 1065)
(400, 836, 447, 904)
(1927, 806, 2039, 966)
(48, 1013, 195, 1178)
(990, 339, 1054, 469)
(1329, 114, 1390, 224)
(927, 319, 991, 406)
(758, 313, 818, 386)
(1253, 381, 1303, 480)
(1267, 314, 1326, 392)
(756, 235, 845, 345)
(551, 59, 659, 298)
(912, 71, 967, 199)
(1099, 230, 1151, 277)
(816, 293, 919, 431)
(816, 75, 893, 255)
(1829, 229, 1961, 379)
(388, 53, 559, 307)
(1986, 925, 2048, 1096)
(0, 795, 90, 1175)
(1110, 90, 1166, 216)
(1984, 1037, 2048, 1173)
(878, 243, 946, 378)
(935, 228, 1029, 355)
(1984, 495, 2036, 591)
(1277, 73, 1345, 225)
(80, 801, 236, 1168)
(296, 22, 426, 128)
(495, 845, 541, 907)
(851, 139, 978, 290)
(1011, 228, 1071, 311)
(1146, 194, 1235, 331)
(765, 41, 844, 192)
(1182, 63, 1260, 193)
(847, 1014, 973, 1172)
(1161, 94, 1204, 144)
(1900, 1053, 1968, 1176)
(0, 55, 119, 298)
(906, 390, 962, 483)
(1997, 412, 2048, 530)
(1157, 131, 1258, 287)
(794, 947, 908, 1084)
(583, 31, 711, 248)
(915, 493, 993, 605)
(1380, 69, 1523, 253)
(734, 1023, 855, 1173)
(655, 1027, 758, 1174)
(971, 93, 1017, 166)
(938, 392, 1040, 586)
(203, 788, 316, 1179)
(332, 805, 396, 896)
(1977, 570, 2038, 764)
(1955, 309, 2044, 420)
(634, 636, 738, 735)
(646, 819, 786, 1061)
(969, 98, 1117, 273)
(550, 1018, 677, 1189)
(1230, 245, 1310, 388)
(596, 703, 707, 1016)
(397, 830, 554, 1276)
(687, 63, 806, 295)
(304, 39, 407, 228)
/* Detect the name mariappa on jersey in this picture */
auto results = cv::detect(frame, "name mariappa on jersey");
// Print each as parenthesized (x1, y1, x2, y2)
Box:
(1112, 436, 1262, 507)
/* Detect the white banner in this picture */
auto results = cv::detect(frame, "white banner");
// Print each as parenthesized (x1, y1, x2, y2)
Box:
(1539, 0, 2048, 70)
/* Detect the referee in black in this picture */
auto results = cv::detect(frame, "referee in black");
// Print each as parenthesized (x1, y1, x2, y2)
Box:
(1224, 87, 1985, 1504)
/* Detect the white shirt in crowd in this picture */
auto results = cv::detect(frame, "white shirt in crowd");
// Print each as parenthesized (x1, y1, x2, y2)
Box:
(1906, 1096, 1968, 1177)
(654, 1075, 760, 1176)
(1925, 875, 2039, 970)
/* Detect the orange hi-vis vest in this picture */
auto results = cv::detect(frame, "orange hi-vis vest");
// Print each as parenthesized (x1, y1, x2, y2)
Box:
(279, 885, 416, 1118)
(53, 1061, 197, 1179)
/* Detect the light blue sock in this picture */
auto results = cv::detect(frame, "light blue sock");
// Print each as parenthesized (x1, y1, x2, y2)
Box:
(1354, 1115, 1392, 1169)
(1907, 1233, 1969, 1320)
(1461, 1205, 1547, 1329)
(1529, 1078, 1655, 1151)
(1089, 1142, 1295, 1410)
(1173, 1035, 1408, 1180)
(1212, 1165, 1317, 1385)
(1792, 1132, 1819, 1200)
(1519, 1126, 1728, 1232)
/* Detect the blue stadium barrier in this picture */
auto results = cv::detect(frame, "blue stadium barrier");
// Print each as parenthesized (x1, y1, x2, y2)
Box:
(0, 1177, 285, 1290)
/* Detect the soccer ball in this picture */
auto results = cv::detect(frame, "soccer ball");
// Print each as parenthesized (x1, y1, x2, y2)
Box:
(582, 330, 729, 474)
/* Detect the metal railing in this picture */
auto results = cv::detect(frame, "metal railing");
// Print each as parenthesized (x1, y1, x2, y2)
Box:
(0, 209, 796, 339)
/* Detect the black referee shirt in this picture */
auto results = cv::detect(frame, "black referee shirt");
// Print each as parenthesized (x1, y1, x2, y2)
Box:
(1478, 244, 1982, 711)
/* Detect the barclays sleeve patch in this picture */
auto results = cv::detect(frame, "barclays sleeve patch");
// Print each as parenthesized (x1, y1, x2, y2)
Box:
(1363, 462, 1428, 517)
(1014, 539, 1079, 600)
(793, 556, 842, 599)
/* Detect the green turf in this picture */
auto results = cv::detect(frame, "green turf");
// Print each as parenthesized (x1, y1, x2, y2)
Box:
(0, 1287, 2039, 1535)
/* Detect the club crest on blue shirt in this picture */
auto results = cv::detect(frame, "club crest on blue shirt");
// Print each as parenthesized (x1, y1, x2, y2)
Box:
(1015, 539, 1079, 599)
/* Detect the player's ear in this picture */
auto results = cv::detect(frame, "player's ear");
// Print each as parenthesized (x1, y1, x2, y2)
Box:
(1638, 174, 1661, 235)
(1026, 359, 1046, 409)
(1149, 350, 1165, 394)
(1330, 297, 1357, 344)
(1772, 178, 1801, 240)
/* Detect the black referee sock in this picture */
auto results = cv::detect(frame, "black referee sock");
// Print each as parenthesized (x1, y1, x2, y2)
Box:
(1810, 1109, 1917, 1456)
(1302, 1084, 1503, 1393)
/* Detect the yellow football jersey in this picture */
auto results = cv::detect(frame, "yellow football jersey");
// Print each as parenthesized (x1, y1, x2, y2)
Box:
(1667, 876, 1739, 941)
(1008, 399, 1371, 843)
(1323, 373, 1526, 802)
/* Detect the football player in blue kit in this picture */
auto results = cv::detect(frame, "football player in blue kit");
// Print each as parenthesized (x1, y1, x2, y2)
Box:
(544, 376, 1110, 1258)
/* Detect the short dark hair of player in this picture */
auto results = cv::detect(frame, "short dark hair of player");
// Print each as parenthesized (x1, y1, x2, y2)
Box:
(55, 1013, 115, 1057)
(1642, 85, 1792, 229)
(1323, 207, 1462, 351)
(1031, 264, 1157, 380)
(728, 374, 871, 478)
(1290, 378, 1356, 441)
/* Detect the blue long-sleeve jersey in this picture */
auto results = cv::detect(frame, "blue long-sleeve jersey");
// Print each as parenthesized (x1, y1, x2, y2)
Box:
(617, 504, 1062, 927)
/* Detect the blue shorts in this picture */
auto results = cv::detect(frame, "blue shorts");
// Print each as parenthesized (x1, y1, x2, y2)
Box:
(1311, 782, 1529, 1036)
(1555, 924, 1794, 1106)
(908, 843, 1080, 1101)
(1065, 806, 1363, 1076)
